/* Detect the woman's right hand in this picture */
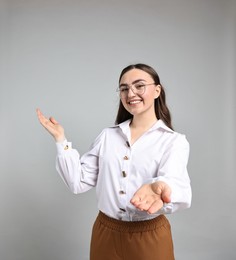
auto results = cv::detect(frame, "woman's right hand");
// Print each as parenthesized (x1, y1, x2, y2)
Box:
(36, 108, 66, 142)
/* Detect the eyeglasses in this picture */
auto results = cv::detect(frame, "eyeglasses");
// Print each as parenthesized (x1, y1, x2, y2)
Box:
(116, 82, 156, 98)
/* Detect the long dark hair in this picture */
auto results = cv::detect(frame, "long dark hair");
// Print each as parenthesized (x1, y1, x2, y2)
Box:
(115, 63, 173, 130)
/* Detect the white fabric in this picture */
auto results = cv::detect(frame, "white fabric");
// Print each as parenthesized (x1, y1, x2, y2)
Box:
(56, 119, 191, 221)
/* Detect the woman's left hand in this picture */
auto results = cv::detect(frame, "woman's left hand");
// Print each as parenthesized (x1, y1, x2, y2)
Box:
(130, 181, 171, 214)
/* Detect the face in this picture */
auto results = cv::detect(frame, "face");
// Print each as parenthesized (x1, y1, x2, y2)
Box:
(119, 69, 161, 117)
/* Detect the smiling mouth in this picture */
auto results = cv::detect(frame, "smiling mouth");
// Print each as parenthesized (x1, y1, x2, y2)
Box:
(128, 100, 142, 105)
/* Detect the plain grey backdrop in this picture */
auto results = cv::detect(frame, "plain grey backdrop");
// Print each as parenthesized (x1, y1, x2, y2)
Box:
(1, 0, 235, 259)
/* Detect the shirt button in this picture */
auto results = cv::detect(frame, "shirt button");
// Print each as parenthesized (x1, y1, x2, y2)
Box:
(119, 190, 126, 195)
(123, 156, 129, 160)
(64, 145, 69, 150)
(122, 171, 127, 177)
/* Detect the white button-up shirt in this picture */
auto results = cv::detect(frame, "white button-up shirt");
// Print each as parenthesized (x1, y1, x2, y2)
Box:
(56, 119, 191, 221)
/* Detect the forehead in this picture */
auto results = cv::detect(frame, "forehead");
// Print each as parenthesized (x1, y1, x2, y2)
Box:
(120, 69, 153, 84)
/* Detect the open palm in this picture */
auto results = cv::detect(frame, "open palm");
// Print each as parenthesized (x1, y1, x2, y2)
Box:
(130, 181, 171, 214)
(36, 109, 65, 142)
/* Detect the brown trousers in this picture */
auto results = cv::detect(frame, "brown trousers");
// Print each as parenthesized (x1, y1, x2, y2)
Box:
(90, 211, 175, 260)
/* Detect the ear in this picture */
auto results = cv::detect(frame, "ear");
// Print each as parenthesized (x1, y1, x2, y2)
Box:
(154, 84, 161, 99)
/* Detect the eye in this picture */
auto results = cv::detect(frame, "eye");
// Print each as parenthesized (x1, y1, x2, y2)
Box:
(134, 84, 145, 90)
(120, 86, 129, 92)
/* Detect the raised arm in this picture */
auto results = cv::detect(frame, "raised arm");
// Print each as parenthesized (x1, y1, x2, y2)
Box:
(36, 108, 98, 194)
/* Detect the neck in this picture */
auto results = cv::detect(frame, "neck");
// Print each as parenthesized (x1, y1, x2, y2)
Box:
(130, 113, 158, 130)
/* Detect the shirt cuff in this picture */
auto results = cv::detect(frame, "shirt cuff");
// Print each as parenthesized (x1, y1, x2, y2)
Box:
(56, 139, 72, 155)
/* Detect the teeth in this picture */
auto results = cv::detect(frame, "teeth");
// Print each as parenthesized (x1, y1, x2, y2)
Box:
(129, 100, 141, 104)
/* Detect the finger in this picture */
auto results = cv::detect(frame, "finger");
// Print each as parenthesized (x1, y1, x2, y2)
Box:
(36, 109, 48, 124)
(130, 193, 143, 205)
(36, 110, 55, 130)
(138, 201, 152, 211)
(49, 117, 59, 125)
(36, 108, 46, 119)
(39, 114, 51, 128)
(147, 200, 164, 214)
(36, 108, 41, 114)
(131, 200, 146, 210)
(131, 195, 149, 208)
(36, 108, 43, 121)
(161, 186, 172, 203)
(131, 194, 152, 210)
(37, 111, 55, 132)
(130, 184, 151, 205)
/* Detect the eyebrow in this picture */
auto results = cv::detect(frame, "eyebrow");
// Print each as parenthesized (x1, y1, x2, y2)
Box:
(119, 79, 147, 87)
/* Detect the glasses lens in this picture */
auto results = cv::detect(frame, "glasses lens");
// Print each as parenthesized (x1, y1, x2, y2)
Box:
(117, 84, 146, 98)
(133, 84, 145, 95)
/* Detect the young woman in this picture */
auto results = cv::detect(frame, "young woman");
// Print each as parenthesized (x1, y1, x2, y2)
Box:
(37, 63, 191, 260)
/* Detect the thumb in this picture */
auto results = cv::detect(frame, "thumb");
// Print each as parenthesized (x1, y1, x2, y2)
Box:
(49, 117, 59, 125)
(161, 185, 171, 203)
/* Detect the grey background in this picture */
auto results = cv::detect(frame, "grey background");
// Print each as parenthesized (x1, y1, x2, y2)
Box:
(1, 0, 235, 259)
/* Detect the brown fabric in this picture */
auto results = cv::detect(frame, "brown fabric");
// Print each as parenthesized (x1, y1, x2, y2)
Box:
(90, 211, 175, 260)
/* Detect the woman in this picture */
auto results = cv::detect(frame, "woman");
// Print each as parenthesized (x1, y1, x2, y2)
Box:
(37, 63, 191, 260)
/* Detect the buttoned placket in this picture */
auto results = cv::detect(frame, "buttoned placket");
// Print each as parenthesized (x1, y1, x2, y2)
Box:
(117, 140, 131, 220)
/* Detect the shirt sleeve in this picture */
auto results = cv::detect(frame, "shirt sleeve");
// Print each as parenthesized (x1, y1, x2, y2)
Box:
(152, 134, 192, 214)
(55, 131, 104, 194)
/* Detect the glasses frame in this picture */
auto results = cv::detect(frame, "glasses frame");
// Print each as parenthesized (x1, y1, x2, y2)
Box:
(116, 82, 156, 98)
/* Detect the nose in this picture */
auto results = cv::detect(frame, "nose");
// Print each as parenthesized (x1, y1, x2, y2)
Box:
(127, 87, 136, 97)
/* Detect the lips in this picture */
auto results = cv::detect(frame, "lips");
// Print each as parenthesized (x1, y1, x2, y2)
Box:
(128, 99, 143, 105)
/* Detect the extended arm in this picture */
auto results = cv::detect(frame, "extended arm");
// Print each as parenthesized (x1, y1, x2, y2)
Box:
(36, 109, 97, 193)
(131, 135, 191, 214)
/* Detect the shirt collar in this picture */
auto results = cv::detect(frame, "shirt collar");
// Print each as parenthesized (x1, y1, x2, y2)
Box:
(151, 119, 174, 133)
(117, 119, 174, 134)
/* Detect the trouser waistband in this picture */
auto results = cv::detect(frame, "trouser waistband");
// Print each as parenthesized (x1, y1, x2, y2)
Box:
(97, 211, 169, 233)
